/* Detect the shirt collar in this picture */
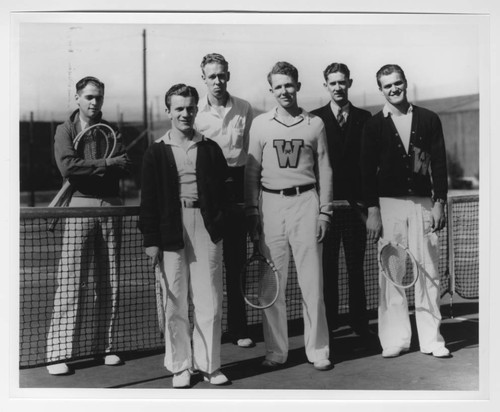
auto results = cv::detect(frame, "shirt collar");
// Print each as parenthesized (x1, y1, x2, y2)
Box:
(383, 102, 413, 118)
(199, 93, 233, 112)
(265, 106, 309, 122)
(157, 130, 203, 145)
(330, 101, 350, 117)
(79, 116, 89, 131)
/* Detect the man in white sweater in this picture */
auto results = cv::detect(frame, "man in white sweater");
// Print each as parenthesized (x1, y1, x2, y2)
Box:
(245, 61, 333, 371)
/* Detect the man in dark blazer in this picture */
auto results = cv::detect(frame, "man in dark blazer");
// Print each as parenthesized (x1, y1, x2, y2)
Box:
(311, 63, 374, 341)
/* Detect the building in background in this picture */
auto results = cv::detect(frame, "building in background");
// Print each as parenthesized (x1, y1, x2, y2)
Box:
(19, 94, 479, 205)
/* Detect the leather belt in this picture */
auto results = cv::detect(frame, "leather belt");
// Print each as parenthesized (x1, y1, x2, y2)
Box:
(262, 184, 315, 197)
(181, 199, 200, 208)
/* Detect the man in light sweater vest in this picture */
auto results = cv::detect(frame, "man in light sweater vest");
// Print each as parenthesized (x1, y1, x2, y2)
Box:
(245, 61, 333, 371)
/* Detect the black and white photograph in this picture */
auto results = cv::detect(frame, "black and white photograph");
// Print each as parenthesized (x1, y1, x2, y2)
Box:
(3, 1, 498, 411)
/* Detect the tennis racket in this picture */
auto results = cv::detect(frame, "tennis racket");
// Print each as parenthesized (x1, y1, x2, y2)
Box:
(240, 240, 280, 309)
(154, 261, 166, 336)
(378, 239, 419, 289)
(47, 123, 117, 231)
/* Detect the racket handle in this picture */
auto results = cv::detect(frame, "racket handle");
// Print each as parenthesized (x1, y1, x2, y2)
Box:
(252, 239, 261, 254)
(47, 217, 59, 232)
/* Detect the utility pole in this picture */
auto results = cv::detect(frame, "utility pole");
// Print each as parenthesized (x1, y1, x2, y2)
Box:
(142, 29, 149, 144)
(28, 112, 35, 207)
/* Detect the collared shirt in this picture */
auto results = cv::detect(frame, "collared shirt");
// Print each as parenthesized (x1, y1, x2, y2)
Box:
(329, 101, 350, 124)
(157, 130, 203, 201)
(195, 93, 253, 167)
(383, 103, 414, 153)
(79, 118, 89, 132)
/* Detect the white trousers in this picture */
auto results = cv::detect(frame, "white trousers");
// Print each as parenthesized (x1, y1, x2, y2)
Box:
(260, 189, 329, 363)
(158, 208, 223, 374)
(378, 197, 446, 353)
(46, 196, 122, 363)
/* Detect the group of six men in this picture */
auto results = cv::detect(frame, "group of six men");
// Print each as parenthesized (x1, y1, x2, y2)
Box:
(46, 53, 450, 389)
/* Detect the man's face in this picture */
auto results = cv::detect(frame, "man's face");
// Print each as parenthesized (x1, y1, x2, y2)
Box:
(324, 71, 352, 106)
(378, 72, 408, 106)
(167, 95, 198, 133)
(269, 74, 301, 110)
(75, 84, 104, 121)
(202, 62, 230, 100)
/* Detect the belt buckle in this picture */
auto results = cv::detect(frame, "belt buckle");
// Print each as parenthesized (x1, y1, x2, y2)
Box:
(295, 186, 300, 196)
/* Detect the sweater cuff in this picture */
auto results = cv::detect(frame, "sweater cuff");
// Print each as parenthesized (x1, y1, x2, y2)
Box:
(319, 212, 331, 223)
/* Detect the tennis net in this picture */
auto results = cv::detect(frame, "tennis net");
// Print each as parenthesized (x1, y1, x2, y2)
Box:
(19, 195, 478, 368)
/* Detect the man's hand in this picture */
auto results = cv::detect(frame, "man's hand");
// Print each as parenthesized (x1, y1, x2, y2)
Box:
(317, 219, 330, 243)
(246, 215, 262, 242)
(431, 201, 446, 232)
(145, 246, 161, 267)
(366, 206, 383, 243)
(106, 153, 131, 169)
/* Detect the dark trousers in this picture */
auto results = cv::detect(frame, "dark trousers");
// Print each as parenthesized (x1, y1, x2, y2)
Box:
(323, 208, 368, 332)
(223, 167, 249, 339)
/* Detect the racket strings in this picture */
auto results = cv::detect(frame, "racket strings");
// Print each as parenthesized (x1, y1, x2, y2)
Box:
(380, 245, 417, 287)
(78, 128, 111, 160)
(243, 257, 278, 308)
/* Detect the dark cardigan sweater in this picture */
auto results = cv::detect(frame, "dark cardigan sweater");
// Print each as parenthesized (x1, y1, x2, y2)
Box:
(139, 137, 228, 251)
(361, 105, 448, 208)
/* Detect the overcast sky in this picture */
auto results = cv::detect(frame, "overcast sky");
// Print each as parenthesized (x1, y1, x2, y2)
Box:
(17, 14, 482, 123)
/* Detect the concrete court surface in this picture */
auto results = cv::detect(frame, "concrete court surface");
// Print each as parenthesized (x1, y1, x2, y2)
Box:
(19, 301, 478, 393)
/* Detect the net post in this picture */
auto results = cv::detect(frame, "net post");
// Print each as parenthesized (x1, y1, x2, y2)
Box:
(446, 198, 456, 319)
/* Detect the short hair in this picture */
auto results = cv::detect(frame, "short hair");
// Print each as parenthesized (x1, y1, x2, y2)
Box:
(164, 84, 199, 110)
(267, 61, 299, 86)
(323, 63, 350, 81)
(75, 76, 105, 94)
(200, 53, 229, 73)
(376, 64, 407, 87)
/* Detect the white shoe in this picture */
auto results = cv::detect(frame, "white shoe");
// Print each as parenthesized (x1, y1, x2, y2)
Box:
(172, 369, 191, 388)
(313, 359, 333, 371)
(203, 369, 229, 385)
(104, 354, 122, 366)
(423, 347, 451, 358)
(236, 338, 255, 348)
(382, 347, 410, 358)
(47, 363, 70, 375)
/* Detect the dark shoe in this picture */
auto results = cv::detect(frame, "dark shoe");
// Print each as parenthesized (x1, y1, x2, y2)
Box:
(351, 325, 376, 338)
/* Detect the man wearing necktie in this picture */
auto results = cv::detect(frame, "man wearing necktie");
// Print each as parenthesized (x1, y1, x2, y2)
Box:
(312, 63, 374, 344)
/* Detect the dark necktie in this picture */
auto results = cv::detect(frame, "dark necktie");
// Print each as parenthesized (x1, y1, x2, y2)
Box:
(337, 112, 346, 128)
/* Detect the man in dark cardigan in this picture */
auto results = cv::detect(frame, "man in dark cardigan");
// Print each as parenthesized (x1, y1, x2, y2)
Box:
(139, 84, 229, 388)
(361, 64, 450, 359)
(311, 63, 374, 341)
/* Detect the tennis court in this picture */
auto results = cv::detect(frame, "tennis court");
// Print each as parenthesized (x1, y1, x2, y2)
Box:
(19, 297, 478, 391)
(18, 195, 479, 391)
